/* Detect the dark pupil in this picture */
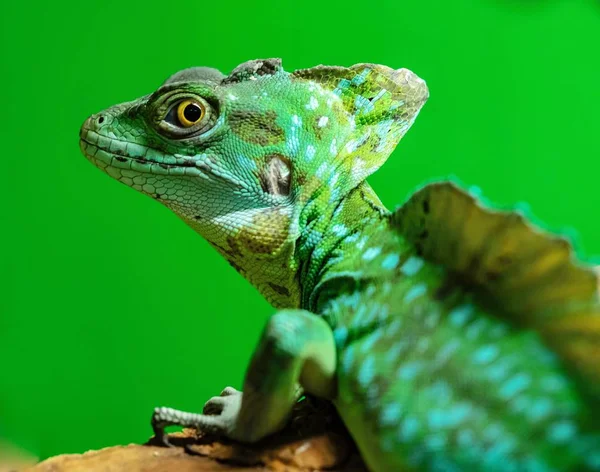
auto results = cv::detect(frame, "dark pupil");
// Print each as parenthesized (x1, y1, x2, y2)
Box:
(183, 103, 202, 123)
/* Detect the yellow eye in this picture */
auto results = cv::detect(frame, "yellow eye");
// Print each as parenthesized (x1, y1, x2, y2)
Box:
(176, 99, 205, 127)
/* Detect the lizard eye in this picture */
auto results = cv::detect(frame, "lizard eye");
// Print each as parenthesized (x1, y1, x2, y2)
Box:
(176, 99, 205, 127)
(156, 95, 216, 139)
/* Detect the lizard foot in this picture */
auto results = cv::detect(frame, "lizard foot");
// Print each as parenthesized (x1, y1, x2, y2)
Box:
(151, 387, 243, 447)
(203, 386, 241, 415)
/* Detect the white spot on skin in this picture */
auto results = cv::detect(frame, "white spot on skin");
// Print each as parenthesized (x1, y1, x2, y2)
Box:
(291, 115, 302, 126)
(306, 144, 316, 161)
(306, 96, 319, 110)
(345, 233, 359, 243)
(332, 224, 348, 237)
(317, 116, 329, 127)
(329, 173, 339, 189)
(316, 163, 328, 178)
(330, 138, 338, 156)
(400, 256, 424, 276)
(345, 139, 358, 154)
(351, 157, 367, 180)
(356, 235, 368, 250)
(362, 247, 382, 261)
(227, 93, 238, 101)
(381, 253, 400, 270)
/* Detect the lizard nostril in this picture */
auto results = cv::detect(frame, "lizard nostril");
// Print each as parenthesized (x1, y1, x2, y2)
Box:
(97, 115, 105, 125)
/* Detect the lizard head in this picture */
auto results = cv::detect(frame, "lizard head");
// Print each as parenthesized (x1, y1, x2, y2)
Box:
(79, 58, 428, 307)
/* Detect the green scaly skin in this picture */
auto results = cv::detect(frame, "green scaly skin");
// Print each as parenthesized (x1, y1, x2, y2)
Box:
(79, 59, 600, 471)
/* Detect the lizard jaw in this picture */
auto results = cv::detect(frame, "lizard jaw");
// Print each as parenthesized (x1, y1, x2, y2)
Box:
(79, 126, 209, 178)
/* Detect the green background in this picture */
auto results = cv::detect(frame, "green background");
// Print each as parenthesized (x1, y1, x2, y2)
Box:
(1, 0, 599, 461)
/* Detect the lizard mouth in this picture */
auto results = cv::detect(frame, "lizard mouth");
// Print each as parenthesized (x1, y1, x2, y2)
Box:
(79, 126, 208, 177)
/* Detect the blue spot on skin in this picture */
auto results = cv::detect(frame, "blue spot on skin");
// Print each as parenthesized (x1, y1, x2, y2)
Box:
(521, 457, 553, 472)
(399, 416, 420, 441)
(457, 429, 475, 448)
(427, 403, 471, 430)
(428, 410, 449, 430)
(435, 340, 460, 365)
(447, 403, 472, 426)
(425, 434, 447, 450)
(586, 451, 600, 469)
(511, 395, 530, 413)
(387, 318, 403, 336)
(425, 380, 452, 400)
(361, 330, 383, 353)
(499, 373, 531, 399)
(351, 69, 370, 85)
(472, 344, 500, 365)
(465, 318, 488, 340)
(351, 305, 368, 326)
(483, 424, 503, 441)
(380, 402, 402, 426)
(334, 327, 348, 347)
(541, 375, 568, 393)
(337, 78, 351, 89)
(429, 457, 462, 472)
(385, 341, 408, 363)
(398, 361, 424, 380)
(547, 421, 577, 444)
(487, 358, 514, 382)
(528, 398, 553, 422)
(400, 256, 424, 276)
(448, 304, 474, 327)
(358, 356, 376, 386)
(341, 345, 355, 373)
(404, 283, 427, 303)
(381, 253, 400, 270)
(354, 95, 372, 114)
(484, 437, 517, 467)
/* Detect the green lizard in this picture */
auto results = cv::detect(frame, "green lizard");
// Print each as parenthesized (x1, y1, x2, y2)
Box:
(79, 58, 600, 471)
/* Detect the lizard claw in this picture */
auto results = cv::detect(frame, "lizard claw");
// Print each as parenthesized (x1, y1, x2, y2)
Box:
(151, 407, 176, 447)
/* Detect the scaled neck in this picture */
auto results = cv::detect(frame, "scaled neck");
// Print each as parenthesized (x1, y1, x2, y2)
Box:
(295, 181, 389, 309)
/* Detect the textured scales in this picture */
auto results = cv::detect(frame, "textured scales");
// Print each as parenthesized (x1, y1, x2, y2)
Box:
(79, 58, 600, 471)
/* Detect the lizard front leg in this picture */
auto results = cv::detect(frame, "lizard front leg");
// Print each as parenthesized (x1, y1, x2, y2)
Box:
(152, 309, 337, 444)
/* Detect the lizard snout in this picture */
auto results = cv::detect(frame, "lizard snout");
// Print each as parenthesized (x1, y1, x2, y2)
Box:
(80, 113, 111, 138)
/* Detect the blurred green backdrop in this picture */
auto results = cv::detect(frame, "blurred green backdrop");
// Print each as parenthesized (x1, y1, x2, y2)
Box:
(1, 0, 599, 461)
